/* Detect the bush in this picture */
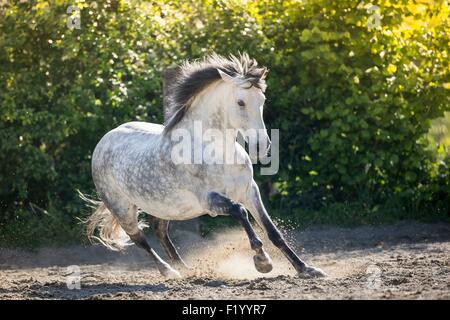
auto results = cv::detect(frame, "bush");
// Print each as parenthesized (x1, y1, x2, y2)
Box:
(255, 1, 450, 212)
(0, 0, 167, 244)
(0, 0, 449, 246)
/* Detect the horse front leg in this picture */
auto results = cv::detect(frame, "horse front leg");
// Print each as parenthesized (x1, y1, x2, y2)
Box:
(243, 181, 326, 278)
(207, 191, 273, 273)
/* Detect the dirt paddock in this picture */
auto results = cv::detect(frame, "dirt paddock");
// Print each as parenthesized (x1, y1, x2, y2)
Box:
(0, 221, 449, 299)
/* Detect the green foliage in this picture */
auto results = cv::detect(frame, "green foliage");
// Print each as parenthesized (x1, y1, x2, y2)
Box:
(429, 112, 450, 154)
(255, 0, 450, 217)
(0, 0, 449, 246)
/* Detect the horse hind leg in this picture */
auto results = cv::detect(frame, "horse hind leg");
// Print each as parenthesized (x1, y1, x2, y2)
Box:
(100, 198, 181, 279)
(128, 229, 181, 279)
(148, 216, 190, 270)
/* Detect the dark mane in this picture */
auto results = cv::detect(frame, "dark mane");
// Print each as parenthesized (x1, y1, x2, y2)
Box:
(163, 53, 268, 134)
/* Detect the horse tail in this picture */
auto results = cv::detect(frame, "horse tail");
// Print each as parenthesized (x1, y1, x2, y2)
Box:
(79, 191, 133, 251)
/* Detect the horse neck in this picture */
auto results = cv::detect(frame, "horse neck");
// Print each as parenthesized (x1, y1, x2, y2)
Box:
(181, 81, 231, 133)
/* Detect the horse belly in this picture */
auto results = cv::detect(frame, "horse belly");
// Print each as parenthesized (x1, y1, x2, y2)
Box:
(137, 189, 205, 221)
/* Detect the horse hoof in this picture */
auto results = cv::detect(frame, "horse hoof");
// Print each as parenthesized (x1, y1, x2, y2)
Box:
(253, 252, 273, 274)
(160, 266, 182, 279)
(298, 265, 326, 278)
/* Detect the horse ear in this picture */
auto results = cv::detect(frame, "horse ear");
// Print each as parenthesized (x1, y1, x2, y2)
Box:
(217, 69, 235, 84)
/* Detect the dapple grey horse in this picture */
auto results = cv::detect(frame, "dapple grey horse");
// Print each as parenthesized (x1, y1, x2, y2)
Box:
(86, 53, 325, 279)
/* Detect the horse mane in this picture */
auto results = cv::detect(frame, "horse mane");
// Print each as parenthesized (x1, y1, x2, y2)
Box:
(163, 53, 268, 134)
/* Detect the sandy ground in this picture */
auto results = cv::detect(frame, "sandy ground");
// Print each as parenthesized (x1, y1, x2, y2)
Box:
(0, 221, 449, 300)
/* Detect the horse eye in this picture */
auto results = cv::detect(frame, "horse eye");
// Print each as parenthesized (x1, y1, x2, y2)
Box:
(237, 99, 246, 107)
